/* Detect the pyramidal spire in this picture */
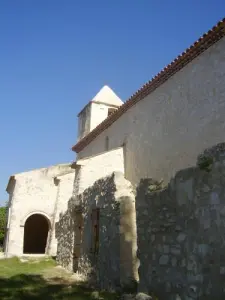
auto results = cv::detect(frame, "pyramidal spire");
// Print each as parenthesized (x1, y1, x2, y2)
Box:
(77, 85, 123, 141)
(92, 85, 123, 107)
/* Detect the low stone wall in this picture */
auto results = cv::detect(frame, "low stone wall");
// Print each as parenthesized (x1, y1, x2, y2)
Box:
(136, 143, 225, 299)
(56, 172, 138, 291)
(78, 172, 138, 290)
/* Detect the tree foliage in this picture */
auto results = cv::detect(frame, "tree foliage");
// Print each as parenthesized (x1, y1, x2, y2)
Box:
(0, 204, 7, 246)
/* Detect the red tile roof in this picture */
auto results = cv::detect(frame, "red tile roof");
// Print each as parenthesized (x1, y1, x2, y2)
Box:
(72, 18, 225, 153)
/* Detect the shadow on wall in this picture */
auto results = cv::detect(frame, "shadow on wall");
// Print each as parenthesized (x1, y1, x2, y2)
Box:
(56, 172, 137, 292)
(136, 142, 225, 300)
(76, 175, 119, 289)
(55, 199, 76, 271)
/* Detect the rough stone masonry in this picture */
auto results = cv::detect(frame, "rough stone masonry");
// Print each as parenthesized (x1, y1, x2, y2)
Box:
(55, 142, 225, 300)
(56, 172, 138, 291)
(136, 143, 225, 300)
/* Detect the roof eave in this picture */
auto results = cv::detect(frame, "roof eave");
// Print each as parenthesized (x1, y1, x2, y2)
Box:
(72, 18, 225, 154)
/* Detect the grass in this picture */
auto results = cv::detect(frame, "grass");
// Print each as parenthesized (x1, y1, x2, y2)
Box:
(0, 257, 119, 300)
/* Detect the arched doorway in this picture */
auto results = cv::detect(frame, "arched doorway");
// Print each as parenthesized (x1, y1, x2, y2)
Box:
(23, 214, 49, 254)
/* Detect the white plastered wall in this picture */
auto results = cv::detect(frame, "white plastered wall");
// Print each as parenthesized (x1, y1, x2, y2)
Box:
(47, 172, 75, 256)
(55, 172, 75, 218)
(90, 102, 118, 132)
(77, 37, 225, 187)
(5, 164, 74, 257)
(77, 147, 124, 194)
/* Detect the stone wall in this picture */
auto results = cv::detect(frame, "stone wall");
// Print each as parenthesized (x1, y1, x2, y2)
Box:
(56, 172, 138, 291)
(77, 36, 225, 190)
(55, 198, 75, 270)
(136, 143, 225, 300)
(90, 102, 120, 133)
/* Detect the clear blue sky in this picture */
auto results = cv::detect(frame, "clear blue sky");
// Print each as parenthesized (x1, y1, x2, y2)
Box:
(0, 1, 224, 205)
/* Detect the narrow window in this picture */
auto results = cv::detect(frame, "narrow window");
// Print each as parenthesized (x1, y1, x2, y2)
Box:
(108, 108, 117, 117)
(91, 208, 100, 254)
(105, 136, 109, 151)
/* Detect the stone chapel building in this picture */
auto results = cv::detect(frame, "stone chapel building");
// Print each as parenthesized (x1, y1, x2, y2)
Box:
(4, 85, 124, 258)
(4, 18, 225, 298)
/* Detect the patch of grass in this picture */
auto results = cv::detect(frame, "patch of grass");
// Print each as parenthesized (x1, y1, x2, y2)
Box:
(0, 257, 56, 278)
(0, 257, 119, 300)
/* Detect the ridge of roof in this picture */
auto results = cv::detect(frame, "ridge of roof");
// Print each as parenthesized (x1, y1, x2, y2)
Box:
(72, 18, 225, 153)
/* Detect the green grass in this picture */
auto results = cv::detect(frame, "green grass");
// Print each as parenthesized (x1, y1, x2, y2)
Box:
(0, 257, 119, 300)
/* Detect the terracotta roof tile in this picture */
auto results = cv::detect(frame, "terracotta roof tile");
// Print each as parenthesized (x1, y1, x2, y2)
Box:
(72, 18, 225, 153)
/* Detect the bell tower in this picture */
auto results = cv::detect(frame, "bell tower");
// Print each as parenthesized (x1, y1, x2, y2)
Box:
(77, 86, 123, 141)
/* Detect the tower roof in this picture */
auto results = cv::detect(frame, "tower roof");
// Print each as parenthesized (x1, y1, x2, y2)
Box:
(77, 85, 123, 116)
(92, 85, 123, 106)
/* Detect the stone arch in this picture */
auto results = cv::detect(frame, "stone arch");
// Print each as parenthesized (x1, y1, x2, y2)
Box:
(21, 211, 51, 228)
(22, 212, 51, 254)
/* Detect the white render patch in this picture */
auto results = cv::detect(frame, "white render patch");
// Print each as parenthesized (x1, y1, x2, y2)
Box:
(75, 147, 124, 195)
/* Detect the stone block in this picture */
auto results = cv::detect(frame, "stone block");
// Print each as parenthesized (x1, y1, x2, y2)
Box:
(135, 293, 152, 300)
(176, 233, 186, 243)
(159, 255, 169, 265)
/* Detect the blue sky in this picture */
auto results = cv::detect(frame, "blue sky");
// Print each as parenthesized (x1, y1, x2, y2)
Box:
(0, 1, 224, 204)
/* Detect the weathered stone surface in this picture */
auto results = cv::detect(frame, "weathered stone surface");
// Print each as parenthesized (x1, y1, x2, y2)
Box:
(56, 172, 137, 291)
(121, 294, 135, 300)
(176, 233, 186, 243)
(171, 257, 177, 267)
(135, 293, 152, 300)
(170, 295, 182, 300)
(55, 196, 78, 271)
(159, 255, 169, 265)
(136, 144, 225, 300)
(171, 247, 181, 256)
(163, 245, 170, 253)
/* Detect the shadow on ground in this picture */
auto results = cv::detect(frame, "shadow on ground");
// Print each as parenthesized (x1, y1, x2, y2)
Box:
(0, 274, 118, 300)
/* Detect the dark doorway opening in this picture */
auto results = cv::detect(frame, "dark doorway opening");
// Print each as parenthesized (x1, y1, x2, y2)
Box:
(23, 214, 49, 254)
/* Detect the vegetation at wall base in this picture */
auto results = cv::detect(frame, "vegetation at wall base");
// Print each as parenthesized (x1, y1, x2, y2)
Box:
(0, 203, 7, 248)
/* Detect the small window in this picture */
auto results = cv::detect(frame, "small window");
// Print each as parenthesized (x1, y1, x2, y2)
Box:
(105, 136, 109, 151)
(108, 108, 117, 117)
(91, 208, 100, 254)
